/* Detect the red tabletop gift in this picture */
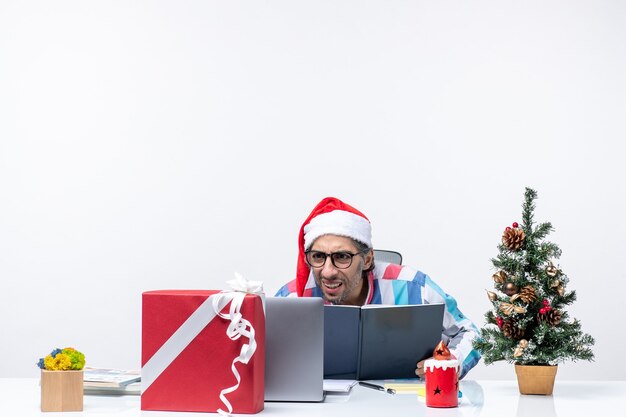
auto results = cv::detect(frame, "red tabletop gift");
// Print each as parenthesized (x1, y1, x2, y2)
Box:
(141, 278, 265, 414)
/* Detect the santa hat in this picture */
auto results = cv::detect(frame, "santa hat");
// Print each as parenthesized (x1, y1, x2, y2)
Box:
(295, 197, 372, 296)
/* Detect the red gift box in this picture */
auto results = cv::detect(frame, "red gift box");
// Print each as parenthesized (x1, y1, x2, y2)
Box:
(141, 290, 265, 414)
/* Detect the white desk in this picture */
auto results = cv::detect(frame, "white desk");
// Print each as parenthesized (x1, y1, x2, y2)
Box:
(1, 378, 624, 417)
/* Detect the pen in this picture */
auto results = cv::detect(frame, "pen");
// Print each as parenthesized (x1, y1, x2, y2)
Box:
(359, 381, 396, 395)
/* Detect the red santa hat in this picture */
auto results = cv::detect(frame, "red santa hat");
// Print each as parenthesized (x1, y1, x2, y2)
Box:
(295, 197, 372, 296)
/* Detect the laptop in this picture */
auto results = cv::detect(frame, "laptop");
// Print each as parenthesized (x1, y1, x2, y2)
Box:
(264, 297, 325, 402)
(324, 303, 445, 380)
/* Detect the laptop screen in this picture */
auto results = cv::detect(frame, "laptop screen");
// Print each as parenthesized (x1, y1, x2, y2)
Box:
(264, 297, 324, 402)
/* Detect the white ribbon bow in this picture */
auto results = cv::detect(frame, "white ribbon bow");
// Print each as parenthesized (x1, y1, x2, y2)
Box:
(213, 273, 264, 416)
(226, 272, 264, 294)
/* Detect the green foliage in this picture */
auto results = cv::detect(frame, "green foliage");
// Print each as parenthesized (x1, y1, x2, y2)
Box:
(473, 187, 595, 366)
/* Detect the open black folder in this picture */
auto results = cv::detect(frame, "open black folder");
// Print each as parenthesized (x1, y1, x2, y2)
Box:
(323, 303, 445, 380)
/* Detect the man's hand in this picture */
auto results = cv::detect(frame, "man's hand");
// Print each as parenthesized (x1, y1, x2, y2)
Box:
(415, 357, 431, 378)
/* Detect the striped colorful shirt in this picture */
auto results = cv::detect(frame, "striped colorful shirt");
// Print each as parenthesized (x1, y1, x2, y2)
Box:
(275, 262, 481, 379)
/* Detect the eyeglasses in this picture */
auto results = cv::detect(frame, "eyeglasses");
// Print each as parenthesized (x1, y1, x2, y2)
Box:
(305, 250, 363, 269)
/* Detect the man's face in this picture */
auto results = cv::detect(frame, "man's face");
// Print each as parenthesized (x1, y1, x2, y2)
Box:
(309, 235, 372, 305)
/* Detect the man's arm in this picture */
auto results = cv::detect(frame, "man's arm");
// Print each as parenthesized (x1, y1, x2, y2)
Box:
(421, 274, 481, 379)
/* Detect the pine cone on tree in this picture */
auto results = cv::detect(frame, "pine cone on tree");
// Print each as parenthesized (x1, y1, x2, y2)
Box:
(518, 285, 537, 304)
(538, 309, 562, 326)
(502, 227, 525, 251)
(502, 319, 525, 340)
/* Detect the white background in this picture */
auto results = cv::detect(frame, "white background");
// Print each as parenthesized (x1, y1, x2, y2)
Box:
(1, 0, 624, 380)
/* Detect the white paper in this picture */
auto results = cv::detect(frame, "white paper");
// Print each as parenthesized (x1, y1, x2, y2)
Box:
(323, 379, 358, 393)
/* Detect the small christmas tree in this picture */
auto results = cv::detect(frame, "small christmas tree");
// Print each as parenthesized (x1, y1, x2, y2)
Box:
(473, 188, 594, 367)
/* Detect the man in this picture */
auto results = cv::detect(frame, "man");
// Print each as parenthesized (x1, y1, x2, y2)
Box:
(276, 197, 481, 379)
